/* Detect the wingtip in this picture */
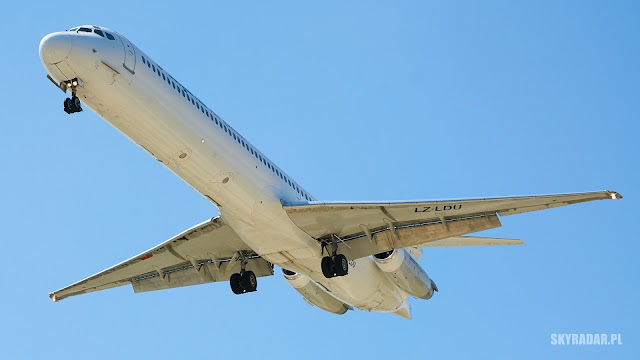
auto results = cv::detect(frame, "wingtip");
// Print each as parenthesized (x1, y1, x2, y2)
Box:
(49, 293, 58, 302)
(606, 190, 623, 200)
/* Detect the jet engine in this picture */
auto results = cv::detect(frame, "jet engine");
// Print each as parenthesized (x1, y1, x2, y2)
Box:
(282, 269, 350, 315)
(373, 248, 437, 300)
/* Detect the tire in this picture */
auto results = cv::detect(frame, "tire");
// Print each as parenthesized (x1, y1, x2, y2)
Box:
(230, 273, 243, 294)
(72, 96, 82, 112)
(64, 98, 71, 114)
(241, 271, 257, 292)
(321, 256, 334, 278)
(334, 254, 349, 276)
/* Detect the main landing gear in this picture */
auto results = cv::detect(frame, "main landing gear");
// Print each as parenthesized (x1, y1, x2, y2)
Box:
(321, 235, 349, 278)
(63, 78, 82, 114)
(229, 252, 257, 294)
(321, 254, 349, 278)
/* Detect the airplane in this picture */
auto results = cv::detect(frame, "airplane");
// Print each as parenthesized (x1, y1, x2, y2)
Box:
(40, 25, 622, 319)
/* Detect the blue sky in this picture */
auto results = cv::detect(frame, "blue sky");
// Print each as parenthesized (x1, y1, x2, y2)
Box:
(1, 1, 638, 359)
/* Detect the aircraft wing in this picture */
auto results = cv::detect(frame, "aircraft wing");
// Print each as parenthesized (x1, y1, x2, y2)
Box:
(283, 190, 621, 260)
(49, 217, 273, 302)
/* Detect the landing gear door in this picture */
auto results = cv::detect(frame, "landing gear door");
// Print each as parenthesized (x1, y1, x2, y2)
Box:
(118, 35, 136, 75)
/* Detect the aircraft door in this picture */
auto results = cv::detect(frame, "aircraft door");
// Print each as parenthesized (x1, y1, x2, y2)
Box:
(118, 35, 136, 75)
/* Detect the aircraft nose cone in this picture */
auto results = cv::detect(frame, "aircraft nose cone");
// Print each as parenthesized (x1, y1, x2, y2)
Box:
(39, 32, 73, 64)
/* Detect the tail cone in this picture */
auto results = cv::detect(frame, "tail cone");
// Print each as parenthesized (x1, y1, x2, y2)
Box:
(392, 301, 412, 320)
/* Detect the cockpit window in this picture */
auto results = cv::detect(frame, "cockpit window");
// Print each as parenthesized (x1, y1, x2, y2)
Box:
(94, 29, 104, 37)
(78, 27, 92, 32)
(105, 32, 115, 40)
(68, 28, 78, 32)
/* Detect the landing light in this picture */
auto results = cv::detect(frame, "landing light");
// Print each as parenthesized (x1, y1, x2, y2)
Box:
(66, 82, 72, 88)
(72, 80, 78, 86)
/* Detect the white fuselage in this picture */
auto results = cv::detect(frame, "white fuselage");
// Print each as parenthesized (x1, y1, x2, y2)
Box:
(40, 27, 410, 315)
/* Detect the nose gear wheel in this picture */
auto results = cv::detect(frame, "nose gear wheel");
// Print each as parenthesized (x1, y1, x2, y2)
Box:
(62, 78, 83, 114)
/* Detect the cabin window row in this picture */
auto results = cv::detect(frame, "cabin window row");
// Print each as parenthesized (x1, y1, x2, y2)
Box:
(139, 54, 311, 202)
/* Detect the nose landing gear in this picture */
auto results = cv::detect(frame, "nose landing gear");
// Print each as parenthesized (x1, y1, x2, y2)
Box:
(63, 78, 83, 114)
(64, 95, 82, 114)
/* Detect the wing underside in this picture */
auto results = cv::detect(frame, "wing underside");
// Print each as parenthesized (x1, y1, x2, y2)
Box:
(282, 190, 621, 260)
(49, 216, 273, 301)
(50, 190, 621, 301)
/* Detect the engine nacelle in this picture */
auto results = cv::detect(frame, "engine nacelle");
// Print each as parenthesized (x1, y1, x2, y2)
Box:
(282, 269, 349, 315)
(373, 249, 435, 300)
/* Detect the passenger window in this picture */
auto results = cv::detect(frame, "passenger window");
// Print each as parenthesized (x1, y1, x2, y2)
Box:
(162, 74, 166, 80)
(105, 32, 115, 40)
(196, 103, 200, 110)
(142, 56, 146, 64)
(94, 29, 104, 37)
(147, 61, 150, 68)
(152, 65, 156, 72)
